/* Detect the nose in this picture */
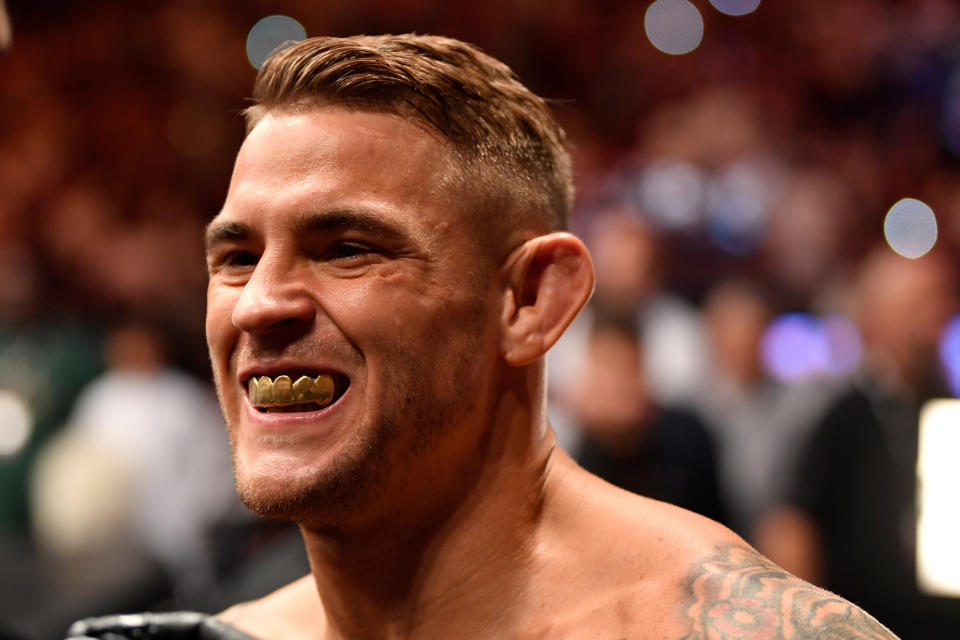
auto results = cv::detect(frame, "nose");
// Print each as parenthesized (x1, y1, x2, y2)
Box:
(231, 255, 316, 335)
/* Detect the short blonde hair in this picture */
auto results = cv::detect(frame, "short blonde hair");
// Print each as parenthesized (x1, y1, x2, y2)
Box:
(244, 34, 573, 232)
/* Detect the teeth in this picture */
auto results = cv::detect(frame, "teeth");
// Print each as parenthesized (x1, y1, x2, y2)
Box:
(313, 375, 334, 405)
(248, 374, 337, 408)
(274, 375, 293, 403)
(257, 376, 274, 403)
(292, 375, 313, 401)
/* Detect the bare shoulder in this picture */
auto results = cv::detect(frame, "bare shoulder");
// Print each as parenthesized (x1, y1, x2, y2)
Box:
(673, 542, 899, 640)
(217, 575, 323, 640)
(614, 492, 899, 638)
(551, 463, 899, 639)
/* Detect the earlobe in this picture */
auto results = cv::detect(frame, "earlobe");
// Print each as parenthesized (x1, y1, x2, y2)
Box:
(500, 233, 595, 366)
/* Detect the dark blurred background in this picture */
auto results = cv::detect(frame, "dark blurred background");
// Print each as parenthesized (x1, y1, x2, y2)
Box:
(2, 1, 960, 638)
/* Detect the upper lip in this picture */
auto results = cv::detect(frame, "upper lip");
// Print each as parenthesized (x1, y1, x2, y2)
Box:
(237, 361, 348, 385)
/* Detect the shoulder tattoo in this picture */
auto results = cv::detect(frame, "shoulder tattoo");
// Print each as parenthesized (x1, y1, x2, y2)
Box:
(677, 544, 899, 640)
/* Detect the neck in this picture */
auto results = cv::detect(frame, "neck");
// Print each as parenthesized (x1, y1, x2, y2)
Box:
(299, 364, 559, 640)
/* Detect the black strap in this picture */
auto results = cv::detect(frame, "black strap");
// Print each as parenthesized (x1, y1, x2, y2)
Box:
(65, 612, 260, 640)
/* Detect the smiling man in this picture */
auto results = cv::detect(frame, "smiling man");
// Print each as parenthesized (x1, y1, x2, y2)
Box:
(68, 34, 898, 640)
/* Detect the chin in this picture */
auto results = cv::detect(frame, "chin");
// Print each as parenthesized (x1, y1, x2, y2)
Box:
(230, 419, 393, 525)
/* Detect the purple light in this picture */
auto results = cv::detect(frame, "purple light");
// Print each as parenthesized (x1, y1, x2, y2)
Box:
(761, 313, 823, 382)
(761, 313, 861, 383)
(939, 314, 960, 398)
(709, 0, 762, 16)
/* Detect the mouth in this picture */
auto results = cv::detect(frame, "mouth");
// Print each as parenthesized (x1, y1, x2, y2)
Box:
(245, 372, 350, 413)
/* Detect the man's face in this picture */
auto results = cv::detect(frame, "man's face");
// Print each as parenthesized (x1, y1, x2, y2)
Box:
(205, 107, 501, 525)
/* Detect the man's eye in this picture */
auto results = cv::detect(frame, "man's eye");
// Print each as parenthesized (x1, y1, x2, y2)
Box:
(221, 251, 258, 267)
(327, 243, 374, 261)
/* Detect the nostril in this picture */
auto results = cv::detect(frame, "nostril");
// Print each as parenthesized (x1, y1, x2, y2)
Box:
(233, 312, 314, 335)
(232, 290, 316, 334)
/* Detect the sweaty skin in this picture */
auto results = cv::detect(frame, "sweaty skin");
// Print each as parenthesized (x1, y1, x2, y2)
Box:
(207, 107, 898, 640)
(219, 458, 897, 640)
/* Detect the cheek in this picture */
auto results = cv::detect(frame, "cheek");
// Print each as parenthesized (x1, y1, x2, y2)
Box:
(206, 285, 235, 334)
(333, 273, 439, 334)
(205, 287, 240, 372)
(335, 276, 488, 373)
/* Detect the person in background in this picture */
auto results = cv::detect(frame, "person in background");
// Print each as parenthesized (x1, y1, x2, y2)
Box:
(697, 279, 835, 540)
(570, 313, 725, 524)
(757, 246, 960, 640)
(0, 244, 104, 640)
(31, 321, 238, 632)
(548, 210, 707, 452)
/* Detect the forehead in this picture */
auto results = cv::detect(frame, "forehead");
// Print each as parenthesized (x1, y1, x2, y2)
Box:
(217, 106, 464, 238)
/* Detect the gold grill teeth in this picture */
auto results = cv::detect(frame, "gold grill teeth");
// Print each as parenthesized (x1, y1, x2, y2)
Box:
(274, 375, 293, 403)
(249, 373, 337, 407)
(257, 376, 274, 403)
(313, 375, 334, 404)
(292, 375, 314, 401)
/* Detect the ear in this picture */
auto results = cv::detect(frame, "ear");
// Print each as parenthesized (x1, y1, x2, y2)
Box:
(500, 232, 595, 366)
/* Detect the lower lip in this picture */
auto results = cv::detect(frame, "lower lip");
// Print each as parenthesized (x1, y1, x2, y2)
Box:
(242, 385, 350, 428)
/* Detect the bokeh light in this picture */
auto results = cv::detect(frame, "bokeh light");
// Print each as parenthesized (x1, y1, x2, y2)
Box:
(246, 15, 307, 70)
(708, 0, 762, 17)
(884, 198, 938, 259)
(761, 313, 862, 383)
(631, 159, 706, 229)
(917, 399, 960, 597)
(761, 313, 827, 382)
(704, 161, 771, 256)
(645, 0, 704, 56)
(939, 314, 960, 397)
(0, 390, 33, 457)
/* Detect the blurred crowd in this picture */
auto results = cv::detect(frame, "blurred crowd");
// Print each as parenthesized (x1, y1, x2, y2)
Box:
(3, 0, 960, 638)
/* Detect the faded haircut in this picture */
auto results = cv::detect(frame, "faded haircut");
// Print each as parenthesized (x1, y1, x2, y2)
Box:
(243, 34, 573, 233)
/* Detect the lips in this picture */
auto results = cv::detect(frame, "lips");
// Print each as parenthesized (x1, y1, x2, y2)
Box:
(247, 373, 346, 411)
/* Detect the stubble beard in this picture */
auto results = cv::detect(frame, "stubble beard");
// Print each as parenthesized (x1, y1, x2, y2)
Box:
(230, 413, 393, 526)
(224, 328, 485, 528)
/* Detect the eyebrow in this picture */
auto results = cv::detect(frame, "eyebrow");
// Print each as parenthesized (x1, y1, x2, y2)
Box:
(291, 208, 409, 243)
(204, 207, 412, 254)
(204, 220, 252, 254)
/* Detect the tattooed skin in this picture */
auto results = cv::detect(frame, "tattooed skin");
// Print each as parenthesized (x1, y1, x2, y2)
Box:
(677, 545, 900, 640)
